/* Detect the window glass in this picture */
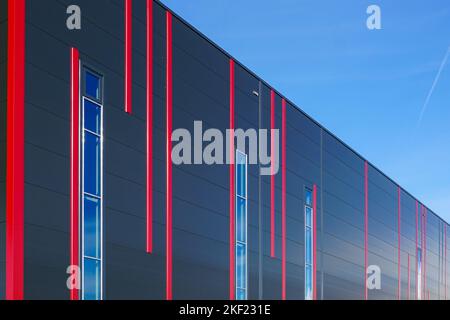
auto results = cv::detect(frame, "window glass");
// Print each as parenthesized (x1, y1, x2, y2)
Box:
(86, 71, 101, 100)
(236, 243, 246, 289)
(236, 153, 246, 198)
(305, 207, 312, 227)
(82, 67, 103, 301)
(305, 228, 312, 265)
(84, 133, 101, 196)
(236, 151, 246, 165)
(237, 289, 246, 301)
(84, 100, 101, 134)
(84, 196, 101, 259)
(235, 151, 247, 301)
(305, 265, 312, 300)
(236, 197, 246, 243)
(83, 258, 101, 300)
(305, 189, 312, 206)
(418, 221, 422, 243)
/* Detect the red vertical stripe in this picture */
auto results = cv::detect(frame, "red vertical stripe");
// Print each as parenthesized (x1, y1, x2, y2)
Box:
(70, 48, 80, 301)
(364, 161, 369, 300)
(124, 0, 132, 114)
(313, 185, 318, 300)
(165, 10, 173, 301)
(270, 90, 276, 258)
(146, 0, 153, 254)
(6, 0, 25, 300)
(415, 201, 418, 300)
(281, 99, 286, 300)
(229, 59, 235, 300)
(397, 187, 401, 300)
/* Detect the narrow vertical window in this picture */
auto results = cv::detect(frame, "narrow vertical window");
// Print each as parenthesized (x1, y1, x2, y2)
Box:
(235, 150, 248, 300)
(81, 68, 103, 300)
(305, 188, 314, 300)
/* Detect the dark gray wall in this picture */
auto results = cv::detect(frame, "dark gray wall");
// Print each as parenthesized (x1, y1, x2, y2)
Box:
(19, 0, 450, 300)
(23, 0, 71, 299)
(322, 131, 364, 299)
(171, 14, 230, 299)
(23, 0, 156, 299)
(0, 0, 8, 301)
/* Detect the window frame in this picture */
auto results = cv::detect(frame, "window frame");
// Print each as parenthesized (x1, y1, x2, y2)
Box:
(80, 65, 104, 301)
(82, 67, 103, 103)
(235, 150, 248, 300)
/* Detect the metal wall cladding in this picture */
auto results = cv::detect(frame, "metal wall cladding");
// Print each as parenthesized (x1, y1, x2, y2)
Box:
(7, 0, 449, 300)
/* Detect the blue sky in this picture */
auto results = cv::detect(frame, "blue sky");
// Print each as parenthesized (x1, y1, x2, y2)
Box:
(161, 0, 450, 222)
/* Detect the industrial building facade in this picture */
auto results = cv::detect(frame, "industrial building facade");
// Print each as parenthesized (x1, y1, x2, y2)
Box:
(0, 0, 449, 300)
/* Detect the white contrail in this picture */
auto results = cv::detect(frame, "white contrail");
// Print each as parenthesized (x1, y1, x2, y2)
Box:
(418, 47, 450, 126)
